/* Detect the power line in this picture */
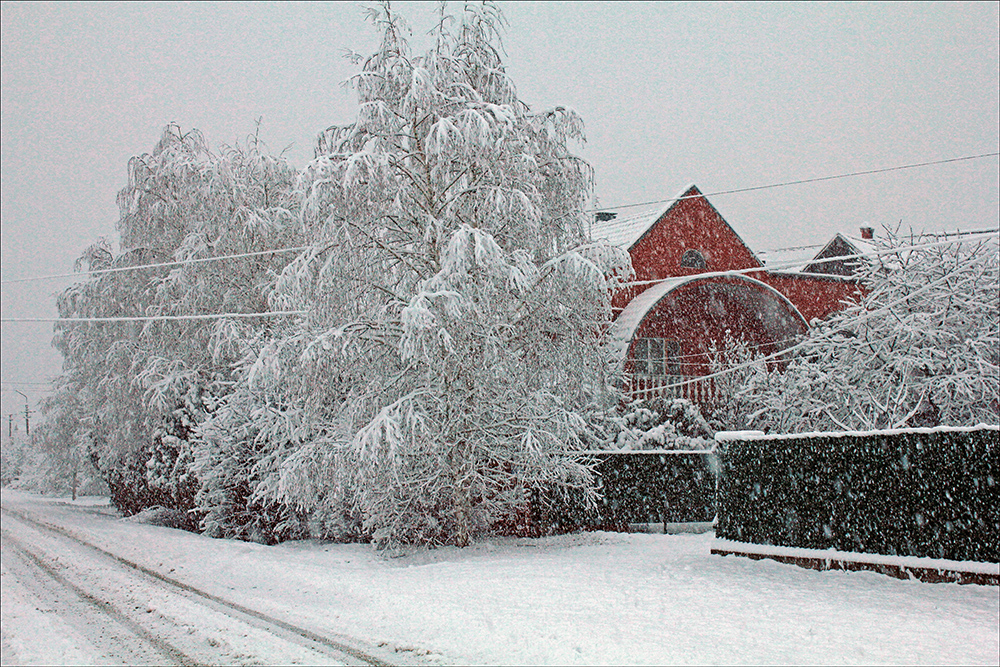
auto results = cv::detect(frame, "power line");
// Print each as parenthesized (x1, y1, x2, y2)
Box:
(0, 311, 306, 324)
(593, 152, 1000, 212)
(610, 231, 998, 291)
(2, 151, 996, 286)
(1, 232, 995, 323)
(627, 257, 992, 396)
(0, 245, 312, 286)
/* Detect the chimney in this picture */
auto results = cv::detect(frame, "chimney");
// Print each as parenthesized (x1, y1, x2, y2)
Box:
(860, 226, 874, 240)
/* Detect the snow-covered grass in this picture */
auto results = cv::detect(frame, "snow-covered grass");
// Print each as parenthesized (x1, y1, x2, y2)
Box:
(3, 490, 998, 665)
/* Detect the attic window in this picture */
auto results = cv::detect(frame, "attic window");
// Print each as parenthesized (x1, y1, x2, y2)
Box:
(680, 249, 707, 269)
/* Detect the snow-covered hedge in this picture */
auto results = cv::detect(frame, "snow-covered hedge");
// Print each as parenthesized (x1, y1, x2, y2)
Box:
(602, 398, 715, 451)
(716, 426, 999, 563)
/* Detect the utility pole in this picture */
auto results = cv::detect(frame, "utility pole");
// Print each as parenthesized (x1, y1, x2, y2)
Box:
(14, 389, 30, 438)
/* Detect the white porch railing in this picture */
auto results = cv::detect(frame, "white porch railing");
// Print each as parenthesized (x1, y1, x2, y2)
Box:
(629, 374, 720, 408)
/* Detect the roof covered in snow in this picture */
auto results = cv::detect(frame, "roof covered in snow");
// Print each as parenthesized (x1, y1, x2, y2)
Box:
(590, 184, 697, 251)
(608, 275, 698, 362)
(756, 244, 825, 273)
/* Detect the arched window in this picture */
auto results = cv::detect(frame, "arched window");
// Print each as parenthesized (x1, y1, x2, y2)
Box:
(680, 249, 707, 269)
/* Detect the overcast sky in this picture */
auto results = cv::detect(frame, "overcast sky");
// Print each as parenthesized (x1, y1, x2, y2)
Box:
(2, 1, 998, 421)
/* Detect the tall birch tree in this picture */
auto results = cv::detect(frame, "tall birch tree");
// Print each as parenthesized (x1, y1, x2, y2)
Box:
(207, 1, 631, 548)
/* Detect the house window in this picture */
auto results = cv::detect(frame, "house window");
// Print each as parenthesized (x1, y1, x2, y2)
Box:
(680, 249, 707, 269)
(633, 338, 650, 374)
(666, 339, 681, 375)
(633, 338, 680, 376)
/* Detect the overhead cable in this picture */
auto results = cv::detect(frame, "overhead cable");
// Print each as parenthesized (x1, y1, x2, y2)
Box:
(3, 152, 996, 286)
(593, 152, 1000, 212)
(2, 232, 995, 323)
(0, 311, 307, 324)
(0, 245, 312, 286)
(611, 230, 998, 291)
(629, 260, 992, 395)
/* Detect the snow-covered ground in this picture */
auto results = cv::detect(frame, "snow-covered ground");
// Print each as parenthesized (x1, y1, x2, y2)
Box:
(2, 489, 997, 666)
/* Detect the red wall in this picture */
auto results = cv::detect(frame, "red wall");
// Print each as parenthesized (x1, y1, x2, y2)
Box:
(613, 186, 763, 312)
(631, 189, 761, 279)
(757, 273, 862, 323)
(627, 276, 808, 376)
(611, 185, 862, 325)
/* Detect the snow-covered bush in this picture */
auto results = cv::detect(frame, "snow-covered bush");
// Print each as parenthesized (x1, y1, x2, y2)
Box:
(704, 336, 774, 433)
(711, 228, 999, 433)
(601, 398, 715, 451)
(1, 436, 29, 487)
(192, 414, 310, 544)
(12, 381, 106, 498)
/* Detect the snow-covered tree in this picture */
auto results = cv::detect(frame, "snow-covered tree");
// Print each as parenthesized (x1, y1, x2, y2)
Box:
(17, 381, 107, 499)
(207, 2, 630, 548)
(51, 124, 302, 514)
(712, 228, 999, 433)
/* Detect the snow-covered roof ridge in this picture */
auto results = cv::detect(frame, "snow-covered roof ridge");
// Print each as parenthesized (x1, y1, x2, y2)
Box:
(757, 243, 824, 273)
(590, 183, 698, 250)
(834, 232, 878, 255)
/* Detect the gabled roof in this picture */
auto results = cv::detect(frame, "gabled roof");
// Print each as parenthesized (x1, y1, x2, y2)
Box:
(800, 233, 878, 276)
(590, 183, 764, 272)
(589, 183, 696, 251)
(756, 243, 824, 273)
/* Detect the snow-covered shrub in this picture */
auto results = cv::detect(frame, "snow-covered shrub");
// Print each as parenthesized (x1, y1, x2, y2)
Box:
(192, 429, 309, 544)
(1, 436, 29, 487)
(144, 402, 201, 521)
(712, 228, 999, 433)
(12, 381, 106, 498)
(191, 358, 314, 543)
(704, 336, 774, 433)
(597, 398, 715, 451)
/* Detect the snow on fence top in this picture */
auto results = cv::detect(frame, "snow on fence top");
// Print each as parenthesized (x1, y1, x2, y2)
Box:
(714, 424, 999, 442)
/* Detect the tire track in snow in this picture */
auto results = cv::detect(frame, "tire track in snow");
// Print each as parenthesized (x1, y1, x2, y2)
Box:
(1, 528, 200, 666)
(1, 504, 397, 666)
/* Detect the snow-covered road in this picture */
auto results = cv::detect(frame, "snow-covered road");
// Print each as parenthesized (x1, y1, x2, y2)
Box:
(0, 496, 400, 666)
(1, 489, 997, 665)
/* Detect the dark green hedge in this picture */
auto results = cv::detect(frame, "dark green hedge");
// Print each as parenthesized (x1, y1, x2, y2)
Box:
(716, 427, 999, 563)
(534, 452, 717, 532)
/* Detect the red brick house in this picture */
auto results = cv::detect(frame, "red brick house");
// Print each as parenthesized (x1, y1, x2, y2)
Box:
(592, 184, 864, 408)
